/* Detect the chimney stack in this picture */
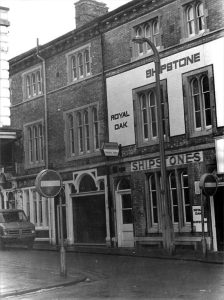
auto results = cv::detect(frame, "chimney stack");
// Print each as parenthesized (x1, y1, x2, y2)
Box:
(75, 0, 108, 29)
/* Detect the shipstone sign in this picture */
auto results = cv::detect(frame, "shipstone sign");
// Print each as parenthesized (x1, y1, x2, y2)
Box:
(131, 151, 203, 172)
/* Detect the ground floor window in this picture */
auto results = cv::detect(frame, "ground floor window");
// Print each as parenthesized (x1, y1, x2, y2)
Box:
(22, 189, 49, 228)
(146, 169, 192, 232)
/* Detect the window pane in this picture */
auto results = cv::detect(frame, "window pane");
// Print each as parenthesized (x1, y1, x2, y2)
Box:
(72, 56, 77, 79)
(85, 49, 90, 74)
(122, 194, 132, 208)
(136, 27, 143, 54)
(78, 53, 84, 77)
(122, 194, 132, 224)
(196, 3, 204, 31)
(37, 71, 42, 94)
(149, 175, 158, 225)
(187, 6, 195, 35)
(144, 24, 151, 51)
(93, 107, 99, 149)
(122, 210, 133, 224)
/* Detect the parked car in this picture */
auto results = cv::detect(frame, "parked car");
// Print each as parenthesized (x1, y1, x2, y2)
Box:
(0, 209, 35, 249)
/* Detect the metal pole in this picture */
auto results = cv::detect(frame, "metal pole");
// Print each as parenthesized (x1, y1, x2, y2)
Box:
(201, 193, 207, 256)
(132, 37, 174, 254)
(59, 193, 67, 277)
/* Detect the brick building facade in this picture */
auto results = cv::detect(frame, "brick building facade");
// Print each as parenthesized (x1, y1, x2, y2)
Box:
(6, 0, 224, 251)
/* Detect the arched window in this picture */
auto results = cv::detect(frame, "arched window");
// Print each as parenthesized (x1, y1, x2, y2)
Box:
(136, 27, 144, 55)
(191, 78, 201, 130)
(77, 112, 83, 153)
(28, 127, 33, 163)
(84, 110, 90, 151)
(93, 107, 99, 150)
(181, 171, 191, 223)
(191, 74, 211, 131)
(68, 114, 75, 154)
(187, 5, 195, 36)
(144, 24, 151, 51)
(71, 56, 77, 80)
(152, 20, 159, 46)
(38, 124, 44, 161)
(140, 93, 149, 140)
(37, 70, 42, 94)
(149, 91, 157, 138)
(78, 53, 84, 77)
(34, 126, 38, 161)
(84, 49, 90, 75)
(201, 75, 211, 128)
(31, 73, 37, 96)
(26, 75, 31, 98)
(196, 2, 205, 32)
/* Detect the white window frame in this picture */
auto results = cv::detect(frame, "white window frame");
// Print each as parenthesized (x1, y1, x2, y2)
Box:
(22, 66, 43, 100)
(183, 66, 215, 137)
(24, 120, 45, 168)
(132, 16, 162, 60)
(66, 44, 91, 83)
(64, 103, 100, 159)
(134, 80, 169, 147)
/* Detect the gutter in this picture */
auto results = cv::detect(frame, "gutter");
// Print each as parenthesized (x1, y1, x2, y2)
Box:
(36, 39, 49, 169)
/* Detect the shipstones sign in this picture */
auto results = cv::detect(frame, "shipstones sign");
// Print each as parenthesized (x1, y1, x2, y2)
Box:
(131, 151, 203, 172)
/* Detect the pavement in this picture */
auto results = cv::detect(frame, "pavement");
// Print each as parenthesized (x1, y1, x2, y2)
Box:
(0, 243, 223, 299)
(34, 243, 224, 265)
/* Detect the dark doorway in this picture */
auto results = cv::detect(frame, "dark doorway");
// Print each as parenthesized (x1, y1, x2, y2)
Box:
(214, 187, 224, 251)
(73, 194, 106, 244)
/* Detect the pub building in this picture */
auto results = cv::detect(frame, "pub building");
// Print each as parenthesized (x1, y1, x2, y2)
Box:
(6, 0, 224, 251)
(106, 33, 224, 251)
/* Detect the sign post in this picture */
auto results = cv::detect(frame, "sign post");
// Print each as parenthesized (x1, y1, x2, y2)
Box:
(35, 169, 66, 277)
(199, 173, 218, 256)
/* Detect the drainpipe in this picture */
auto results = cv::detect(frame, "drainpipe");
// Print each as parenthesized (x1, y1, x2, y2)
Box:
(36, 38, 49, 169)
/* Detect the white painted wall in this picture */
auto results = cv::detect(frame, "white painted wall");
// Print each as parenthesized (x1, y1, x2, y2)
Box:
(106, 37, 224, 146)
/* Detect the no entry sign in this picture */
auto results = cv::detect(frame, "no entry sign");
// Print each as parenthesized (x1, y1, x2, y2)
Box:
(199, 173, 218, 196)
(35, 169, 62, 198)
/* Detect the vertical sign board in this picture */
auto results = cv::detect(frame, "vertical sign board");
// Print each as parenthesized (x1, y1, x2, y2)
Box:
(192, 206, 208, 232)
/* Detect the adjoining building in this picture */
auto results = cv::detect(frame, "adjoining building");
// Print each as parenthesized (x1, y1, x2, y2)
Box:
(0, 6, 20, 210)
(7, 0, 224, 251)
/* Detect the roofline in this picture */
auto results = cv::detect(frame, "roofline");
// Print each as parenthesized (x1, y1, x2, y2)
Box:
(9, 0, 149, 64)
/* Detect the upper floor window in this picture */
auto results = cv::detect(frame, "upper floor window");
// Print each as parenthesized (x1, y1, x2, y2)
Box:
(133, 18, 161, 58)
(134, 81, 169, 146)
(191, 75, 212, 131)
(183, 66, 215, 137)
(23, 68, 43, 100)
(185, 2, 205, 38)
(67, 45, 91, 83)
(25, 121, 44, 168)
(65, 104, 100, 158)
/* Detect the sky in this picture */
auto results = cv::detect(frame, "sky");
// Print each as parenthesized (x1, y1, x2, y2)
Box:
(1, 0, 131, 59)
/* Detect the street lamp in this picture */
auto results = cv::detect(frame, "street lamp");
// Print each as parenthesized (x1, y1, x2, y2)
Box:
(132, 36, 174, 254)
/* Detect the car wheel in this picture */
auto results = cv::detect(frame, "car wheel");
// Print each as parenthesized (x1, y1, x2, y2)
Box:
(0, 238, 5, 250)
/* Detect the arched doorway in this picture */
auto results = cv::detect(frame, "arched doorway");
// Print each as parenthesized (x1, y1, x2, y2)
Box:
(115, 178, 134, 247)
(72, 171, 107, 244)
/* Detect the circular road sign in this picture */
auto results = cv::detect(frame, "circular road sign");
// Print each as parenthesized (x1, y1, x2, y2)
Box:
(199, 173, 218, 197)
(35, 169, 62, 198)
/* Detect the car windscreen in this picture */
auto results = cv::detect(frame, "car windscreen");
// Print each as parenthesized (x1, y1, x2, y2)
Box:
(0, 211, 27, 223)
